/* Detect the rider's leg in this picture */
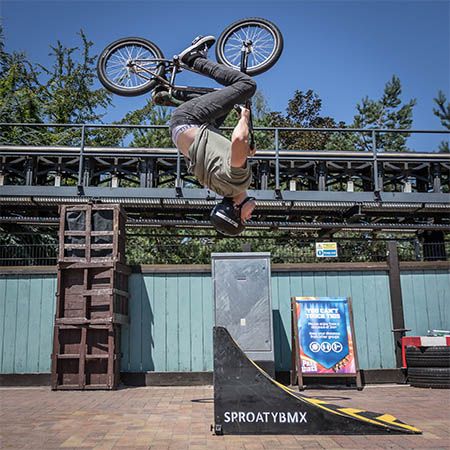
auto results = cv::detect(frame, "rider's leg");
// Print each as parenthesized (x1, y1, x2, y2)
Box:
(170, 58, 256, 129)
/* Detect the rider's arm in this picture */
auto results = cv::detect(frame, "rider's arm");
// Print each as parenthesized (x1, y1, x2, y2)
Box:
(231, 108, 253, 167)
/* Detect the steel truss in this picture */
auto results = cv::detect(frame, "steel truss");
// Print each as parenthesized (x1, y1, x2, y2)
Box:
(0, 123, 449, 232)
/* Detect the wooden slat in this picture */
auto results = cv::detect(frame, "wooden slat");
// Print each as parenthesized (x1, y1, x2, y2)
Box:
(55, 314, 128, 326)
(2, 277, 18, 373)
(78, 326, 87, 388)
(64, 231, 114, 236)
(79, 288, 128, 297)
(42, 277, 56, 373)
(152, 274, 167, 372)
(14, 277, 30, 372)
(128, 274, 141, 372)
(178, 274, 191, 372)
(26, 277, 43, 373)
(108, 325, 114, 388)
(166, 274, 178, 372)
(202, 275, 213, 372)
(190, 276, 204, 372)
(141, 276, 154, 371)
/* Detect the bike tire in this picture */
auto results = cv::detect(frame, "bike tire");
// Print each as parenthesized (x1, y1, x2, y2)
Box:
(216, 17, 283, 76)
(97, 37, 165, 97)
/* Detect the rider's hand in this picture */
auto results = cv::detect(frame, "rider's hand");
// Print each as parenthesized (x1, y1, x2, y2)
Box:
(248, 145, 256, 156)
(240, 107, 251, 122)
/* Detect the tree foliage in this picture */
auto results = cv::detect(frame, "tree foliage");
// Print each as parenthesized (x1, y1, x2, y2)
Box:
(433, 90, 450, 152)
(0, 25, 42, 130)
(267, 89, 344, 150)
(326, 75, 416, 152)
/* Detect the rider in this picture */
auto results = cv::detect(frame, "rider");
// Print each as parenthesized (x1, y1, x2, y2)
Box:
(168, 36, 257, 236)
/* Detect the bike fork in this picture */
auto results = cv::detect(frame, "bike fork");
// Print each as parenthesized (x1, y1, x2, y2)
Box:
(240, 40, 255, 151)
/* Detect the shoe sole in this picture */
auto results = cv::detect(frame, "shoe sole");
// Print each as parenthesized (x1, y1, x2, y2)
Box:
(178, 36, 216, 62)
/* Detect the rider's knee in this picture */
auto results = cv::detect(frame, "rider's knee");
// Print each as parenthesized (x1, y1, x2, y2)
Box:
(244, 78, 257, 96)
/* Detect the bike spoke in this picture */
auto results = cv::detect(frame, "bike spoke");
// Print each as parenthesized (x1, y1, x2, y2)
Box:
(222, 22, 277, 70)
(105, 42, 159, 89)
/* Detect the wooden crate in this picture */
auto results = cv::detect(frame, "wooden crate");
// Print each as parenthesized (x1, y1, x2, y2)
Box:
(58, 204, 126, 263)
(51, 324, 121, 390)
(55, 261, 130, 325)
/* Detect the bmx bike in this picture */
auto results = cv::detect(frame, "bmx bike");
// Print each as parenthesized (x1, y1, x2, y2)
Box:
(97, 17, 283, 104)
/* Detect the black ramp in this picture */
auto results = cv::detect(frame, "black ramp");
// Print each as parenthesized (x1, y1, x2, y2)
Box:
(213, 326, 421, 435)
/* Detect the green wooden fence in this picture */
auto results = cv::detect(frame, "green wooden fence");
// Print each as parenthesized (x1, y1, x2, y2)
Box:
(0, 275, 56, 373)
(401, 270, 450, 336)
(1, 266, 449, 375)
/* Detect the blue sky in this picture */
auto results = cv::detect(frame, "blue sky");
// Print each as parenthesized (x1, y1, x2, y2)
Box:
(2, 0, 449, 151)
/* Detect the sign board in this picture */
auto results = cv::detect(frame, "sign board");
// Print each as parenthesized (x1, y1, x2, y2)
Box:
(315, 242, 338, 258)
(291, 297, 362, 389)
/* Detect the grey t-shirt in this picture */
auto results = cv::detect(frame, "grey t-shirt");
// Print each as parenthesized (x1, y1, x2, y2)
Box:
(187, 124, 252, 197)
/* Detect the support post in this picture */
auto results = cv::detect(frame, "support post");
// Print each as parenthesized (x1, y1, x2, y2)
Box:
(275, 129, 280, 190)
(387, 241, 406, 368)
(77, 125, 86, 195)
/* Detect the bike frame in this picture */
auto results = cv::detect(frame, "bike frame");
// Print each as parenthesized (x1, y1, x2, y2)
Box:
(131, 56, 219, 98)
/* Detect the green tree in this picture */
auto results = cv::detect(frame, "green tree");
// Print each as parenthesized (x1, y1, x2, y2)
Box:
(267, 89, 344, 150)
(38, 31, 115, 146)
(433, 90, 450, 152)
(0, 28, 122, 147)
(326, 75, 416, 152)
(0, 25, 43, 144)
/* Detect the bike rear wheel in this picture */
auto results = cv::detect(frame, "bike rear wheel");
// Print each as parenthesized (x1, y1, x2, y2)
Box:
(216, 18, 283, 76)
(97, 37, 165, 96)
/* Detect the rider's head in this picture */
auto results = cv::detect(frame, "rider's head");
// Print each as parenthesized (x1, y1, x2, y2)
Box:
(210, 196, 255, 236)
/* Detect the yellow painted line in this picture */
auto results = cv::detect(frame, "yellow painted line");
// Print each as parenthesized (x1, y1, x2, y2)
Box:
(376, 414, 422, 433)
(337, 407, 391, 428)
(339, 407, 364, 414)
(302, 398, 329, 406)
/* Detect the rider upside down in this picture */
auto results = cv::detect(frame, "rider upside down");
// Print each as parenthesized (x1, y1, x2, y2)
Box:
(163, 36, 257, 236)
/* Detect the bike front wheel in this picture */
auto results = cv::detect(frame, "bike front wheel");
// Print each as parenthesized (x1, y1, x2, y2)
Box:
(97, 37, 165, 96)
(216, 17, 283, 76)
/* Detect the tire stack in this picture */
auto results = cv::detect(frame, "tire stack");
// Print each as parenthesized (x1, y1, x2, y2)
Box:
(406, 346, 450, 389)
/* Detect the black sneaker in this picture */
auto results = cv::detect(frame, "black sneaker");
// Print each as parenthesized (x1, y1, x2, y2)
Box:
(178, 35, 216, 66)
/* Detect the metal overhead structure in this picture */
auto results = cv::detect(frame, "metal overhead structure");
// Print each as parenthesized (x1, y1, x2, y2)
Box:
(0, 123, 449, 233)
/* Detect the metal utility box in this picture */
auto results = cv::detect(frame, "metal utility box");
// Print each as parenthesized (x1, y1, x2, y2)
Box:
(212, 252, 274, 376)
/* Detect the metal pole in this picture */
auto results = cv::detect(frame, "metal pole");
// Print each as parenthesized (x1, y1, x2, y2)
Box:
(372, 130, 379, 193)
(176, 148, 181, 189)
(77, 125, 86, 195)
(275, 129, 280, 190)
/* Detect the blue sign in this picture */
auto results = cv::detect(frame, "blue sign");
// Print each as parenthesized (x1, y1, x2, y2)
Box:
(294, 297, 356, 373)
(316, 242, 338, 258)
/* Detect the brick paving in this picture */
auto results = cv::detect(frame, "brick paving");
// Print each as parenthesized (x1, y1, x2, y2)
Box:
(0, 384, 449, 449)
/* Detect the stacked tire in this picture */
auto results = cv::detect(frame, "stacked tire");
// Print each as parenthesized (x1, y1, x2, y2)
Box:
(406, 346, 450, 389)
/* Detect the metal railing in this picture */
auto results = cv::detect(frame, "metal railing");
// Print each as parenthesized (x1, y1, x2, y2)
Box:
(1, 122, 449, 193)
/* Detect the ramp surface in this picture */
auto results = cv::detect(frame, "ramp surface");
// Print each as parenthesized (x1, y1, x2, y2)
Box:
(213, 326, 421, 435)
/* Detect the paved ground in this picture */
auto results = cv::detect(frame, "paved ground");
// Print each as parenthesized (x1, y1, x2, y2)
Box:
(0, 384, 449, 450)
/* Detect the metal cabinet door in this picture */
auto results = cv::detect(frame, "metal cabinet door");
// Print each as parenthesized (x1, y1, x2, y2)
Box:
(213, 255, 272, 352)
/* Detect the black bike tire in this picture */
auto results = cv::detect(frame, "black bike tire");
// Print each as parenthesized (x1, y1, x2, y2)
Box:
(97, 37, 165, 97)
(406, 346, 450, 368)
(216, 17, 283, 76)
